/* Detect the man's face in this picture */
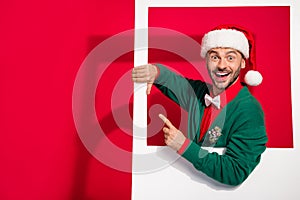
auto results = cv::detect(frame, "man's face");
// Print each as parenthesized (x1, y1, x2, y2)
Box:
(206, 47, 246, 95)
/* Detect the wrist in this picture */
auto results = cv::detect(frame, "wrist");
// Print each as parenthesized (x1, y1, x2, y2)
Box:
(151, 63, 160, 80)
(177, 139, 191, 155)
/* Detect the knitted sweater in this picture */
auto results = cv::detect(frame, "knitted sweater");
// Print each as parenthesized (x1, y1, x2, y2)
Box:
(154, 64, 268, 186)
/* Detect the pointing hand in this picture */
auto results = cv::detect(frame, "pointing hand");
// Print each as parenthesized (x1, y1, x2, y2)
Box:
(159, 114, 186, 151)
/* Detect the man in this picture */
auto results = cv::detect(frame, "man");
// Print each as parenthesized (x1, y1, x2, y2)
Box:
(132, 25, 267, 186)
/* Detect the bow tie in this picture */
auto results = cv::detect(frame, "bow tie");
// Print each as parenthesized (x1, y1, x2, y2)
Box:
(204, 94, 221, 109)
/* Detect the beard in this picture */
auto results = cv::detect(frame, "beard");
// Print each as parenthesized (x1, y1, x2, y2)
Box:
(208, 64, 242, 94)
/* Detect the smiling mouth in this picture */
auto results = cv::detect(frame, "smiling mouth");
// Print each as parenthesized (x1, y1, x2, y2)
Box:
(215, 71, 230, 78)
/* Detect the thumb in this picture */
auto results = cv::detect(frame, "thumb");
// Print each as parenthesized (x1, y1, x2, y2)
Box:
(146, 83, 153, 95)
(158, 114, 174, 129)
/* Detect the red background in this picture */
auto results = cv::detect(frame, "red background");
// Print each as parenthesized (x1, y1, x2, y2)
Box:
(0, 0, 134, 199)
(148, 7, 293, 148)
(0, 3, 293, 200)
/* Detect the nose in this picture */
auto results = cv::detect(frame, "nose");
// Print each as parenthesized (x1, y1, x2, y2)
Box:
(217, 58, 227, 70)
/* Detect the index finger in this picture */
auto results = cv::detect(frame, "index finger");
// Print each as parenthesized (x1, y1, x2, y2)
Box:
(158, 114, 174, 128)
(158, 114, 167, 123)
(133, 65, 148, 71)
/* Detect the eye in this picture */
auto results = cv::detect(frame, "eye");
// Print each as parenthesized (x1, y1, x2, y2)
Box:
(210, 55, 219, 61)
(227, 55, 236, 61)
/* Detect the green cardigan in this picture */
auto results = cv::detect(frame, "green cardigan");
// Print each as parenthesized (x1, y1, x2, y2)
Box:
(154, 64, 268, 186)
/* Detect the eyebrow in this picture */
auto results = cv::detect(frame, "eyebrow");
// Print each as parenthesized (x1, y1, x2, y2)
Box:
(207, 50, 239, 56)
(225, 51, 239, 55)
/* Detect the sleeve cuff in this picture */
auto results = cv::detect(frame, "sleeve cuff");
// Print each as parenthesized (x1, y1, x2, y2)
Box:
(152, 63, 167, 84)
(152, 63, 160, 80)
(177, 139, 191, 155)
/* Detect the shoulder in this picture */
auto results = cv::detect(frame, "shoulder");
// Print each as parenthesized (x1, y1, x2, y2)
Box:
(228, 87, 265, 126)
(183, 79, 210, 101)
(236, 87, 264, 113)
(187, 79, 209, 91)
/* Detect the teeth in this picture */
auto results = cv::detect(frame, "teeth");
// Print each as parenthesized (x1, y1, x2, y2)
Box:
(216, 72, 229, 77)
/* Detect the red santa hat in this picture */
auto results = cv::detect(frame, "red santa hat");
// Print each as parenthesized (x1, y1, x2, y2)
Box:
(200, 24, 263, 86)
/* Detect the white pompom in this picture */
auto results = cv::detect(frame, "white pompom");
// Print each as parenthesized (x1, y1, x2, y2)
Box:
(244, 70, 263, 86)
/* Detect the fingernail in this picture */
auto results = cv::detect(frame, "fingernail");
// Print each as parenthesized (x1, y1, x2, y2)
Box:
(158, 114, 167, 123)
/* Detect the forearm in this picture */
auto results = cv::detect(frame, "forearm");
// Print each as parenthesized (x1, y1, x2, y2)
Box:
(153, 63, 197, 110)
(180, 127, 267, 186)
(182, 141, 257, 185)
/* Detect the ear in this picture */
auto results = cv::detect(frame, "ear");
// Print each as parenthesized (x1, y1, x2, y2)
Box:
(241, 59, 246, 69)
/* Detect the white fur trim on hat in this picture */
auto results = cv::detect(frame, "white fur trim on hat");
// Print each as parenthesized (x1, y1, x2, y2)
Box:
(244, 70, 263, 86)
(200, 29, 249, 58)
